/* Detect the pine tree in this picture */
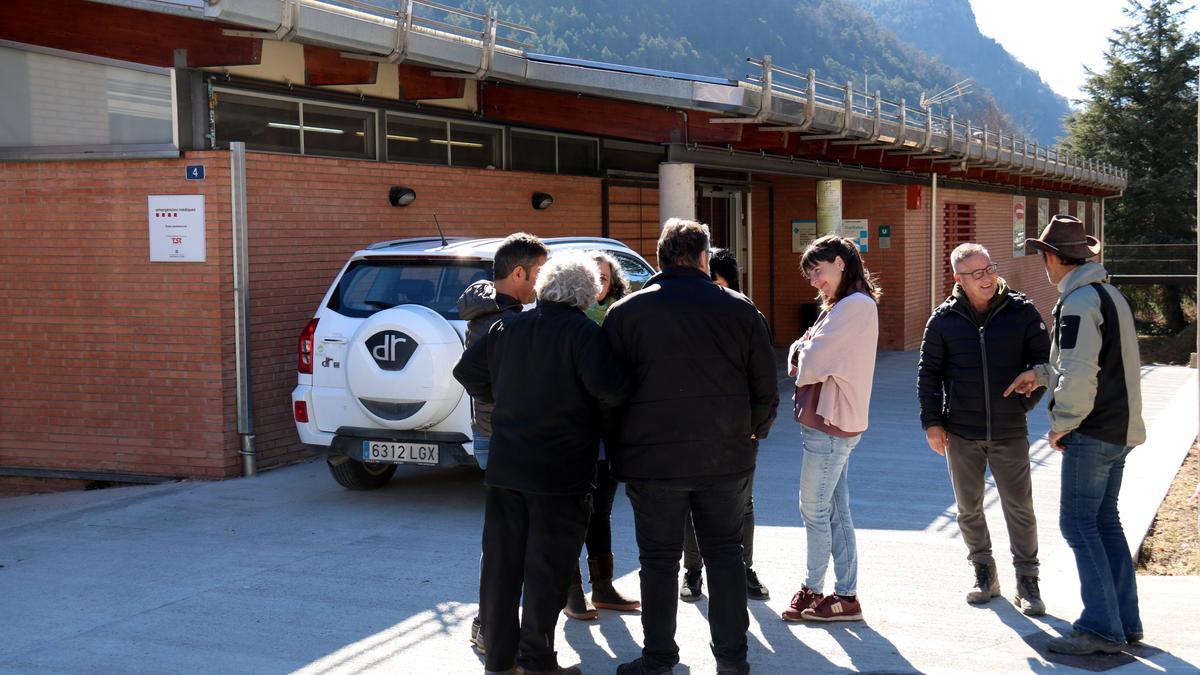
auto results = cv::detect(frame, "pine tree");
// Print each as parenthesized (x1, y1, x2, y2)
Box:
(1065, 0, 1198, 330)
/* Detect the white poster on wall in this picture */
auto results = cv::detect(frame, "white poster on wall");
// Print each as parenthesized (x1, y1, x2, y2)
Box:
(148, 195, 206, 262)
(791, 220, 818, 252)
(1038, 197, 1050, 234)
(816, 179, 842, 235)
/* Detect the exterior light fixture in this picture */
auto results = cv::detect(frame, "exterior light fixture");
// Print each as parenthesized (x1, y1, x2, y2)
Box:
(531, 192, 554, 210)
(388, 186, 417, 207)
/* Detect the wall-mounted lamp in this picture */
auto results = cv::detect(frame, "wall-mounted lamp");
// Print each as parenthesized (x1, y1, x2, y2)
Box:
(531, 192, 554, 210)
(388, 185, 417, 207)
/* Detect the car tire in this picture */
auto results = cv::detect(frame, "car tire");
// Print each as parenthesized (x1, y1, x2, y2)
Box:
(326, 457, 398, 490)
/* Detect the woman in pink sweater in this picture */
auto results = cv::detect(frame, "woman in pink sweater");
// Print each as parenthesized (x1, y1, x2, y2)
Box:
(781, 235, 880, 623)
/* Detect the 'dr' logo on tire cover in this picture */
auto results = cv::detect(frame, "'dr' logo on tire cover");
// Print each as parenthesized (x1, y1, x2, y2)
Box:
(366, 330, 418, 371)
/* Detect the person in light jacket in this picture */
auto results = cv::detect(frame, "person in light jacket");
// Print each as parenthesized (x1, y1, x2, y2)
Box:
(1005, 214, 1146, 656)
(781, 235, 880, 624)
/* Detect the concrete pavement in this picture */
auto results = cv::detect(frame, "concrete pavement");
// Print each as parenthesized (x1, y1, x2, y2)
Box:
(1, 351, 1197, 674)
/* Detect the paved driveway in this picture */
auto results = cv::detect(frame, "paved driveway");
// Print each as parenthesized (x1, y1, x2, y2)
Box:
(1, 352, 1197, 674)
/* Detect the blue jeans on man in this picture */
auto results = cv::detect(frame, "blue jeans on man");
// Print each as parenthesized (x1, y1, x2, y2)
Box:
(799, 425, 861, 596)
(1059, 431, 1142, 643)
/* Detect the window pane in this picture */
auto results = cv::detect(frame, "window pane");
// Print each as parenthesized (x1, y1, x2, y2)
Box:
(215, 92, 300, 154)
(510, 131, 556, 173)
(558, 136, 598, 175)
(329, 259, 492, 320)
(449, 123, 501, 168)
(303, 105, 375, 159)
(611, 251, 655, 290)
(0, 46, 173, 149)
(387, 115, 447, 165)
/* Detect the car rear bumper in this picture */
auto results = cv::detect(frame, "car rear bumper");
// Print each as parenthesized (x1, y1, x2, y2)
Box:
(330, 427, 476, 468)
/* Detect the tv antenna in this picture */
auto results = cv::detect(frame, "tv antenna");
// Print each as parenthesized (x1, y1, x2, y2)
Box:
(920, 78, 974, 110)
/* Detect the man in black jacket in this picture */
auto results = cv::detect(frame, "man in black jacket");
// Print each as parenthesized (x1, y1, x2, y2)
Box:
(917, 243, 1051, 615)
(453, 251, 629, 675)
(603, 219, 779, 675)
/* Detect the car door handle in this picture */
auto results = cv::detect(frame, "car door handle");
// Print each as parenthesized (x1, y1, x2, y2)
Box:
(323, 337, 348, 344)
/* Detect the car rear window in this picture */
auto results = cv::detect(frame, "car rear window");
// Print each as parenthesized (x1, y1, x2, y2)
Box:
(328, 258, 493, 320)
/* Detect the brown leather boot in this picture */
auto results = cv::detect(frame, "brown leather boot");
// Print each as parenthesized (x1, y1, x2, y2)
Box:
(966, 561, 1000, 604)
(562, 564, 598, 620)
(588, 554, 640, 611)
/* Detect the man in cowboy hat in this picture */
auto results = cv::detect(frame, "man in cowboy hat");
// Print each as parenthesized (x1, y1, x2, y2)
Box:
(1004, 214, 1145, 656)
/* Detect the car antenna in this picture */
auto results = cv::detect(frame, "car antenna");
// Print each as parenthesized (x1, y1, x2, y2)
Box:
(432, 214, 449, 248)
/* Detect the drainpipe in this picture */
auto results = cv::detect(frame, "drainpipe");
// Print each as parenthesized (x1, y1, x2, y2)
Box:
(930, 172, 939, 313)
(230, 141, 257, 477)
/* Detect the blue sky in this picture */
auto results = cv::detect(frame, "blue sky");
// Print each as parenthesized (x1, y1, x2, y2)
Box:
(970, 0, 1200, 103)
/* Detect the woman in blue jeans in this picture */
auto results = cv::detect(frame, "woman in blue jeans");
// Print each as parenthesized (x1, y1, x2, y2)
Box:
(781, 235, 880, 623)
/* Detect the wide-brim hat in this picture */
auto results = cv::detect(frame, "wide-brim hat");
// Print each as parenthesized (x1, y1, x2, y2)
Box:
(1025, 214, 1101, 259)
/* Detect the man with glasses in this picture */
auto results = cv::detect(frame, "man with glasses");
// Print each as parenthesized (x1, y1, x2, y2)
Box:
(917, 243, 1051, 614)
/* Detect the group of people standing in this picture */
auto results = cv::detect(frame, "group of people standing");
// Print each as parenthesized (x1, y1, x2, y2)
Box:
(452, 212, 1146, 674)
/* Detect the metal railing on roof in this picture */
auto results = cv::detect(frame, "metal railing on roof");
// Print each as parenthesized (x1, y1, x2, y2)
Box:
(331, 0, 535, 50)
(732, 56, 1126, 191)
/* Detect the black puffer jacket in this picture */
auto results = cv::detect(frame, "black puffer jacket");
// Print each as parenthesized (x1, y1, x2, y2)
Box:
(452, 301, 630, 495)
(917, 285, 1051, 441)
(456, 280, 522, 436)
(602, 266, 779, 482)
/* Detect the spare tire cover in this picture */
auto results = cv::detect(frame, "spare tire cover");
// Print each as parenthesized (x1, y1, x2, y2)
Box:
(345, 304, 464, 430)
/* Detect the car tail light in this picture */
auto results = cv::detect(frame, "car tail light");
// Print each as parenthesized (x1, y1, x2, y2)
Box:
(298, 318, 319, 374)
(294, 401, 309, 423)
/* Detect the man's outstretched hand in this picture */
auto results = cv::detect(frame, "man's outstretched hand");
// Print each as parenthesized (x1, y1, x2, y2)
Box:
(1004, 370, 1038, 398)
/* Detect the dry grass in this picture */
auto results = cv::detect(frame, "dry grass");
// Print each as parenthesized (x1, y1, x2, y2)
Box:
(1137, 442, 1200, 576)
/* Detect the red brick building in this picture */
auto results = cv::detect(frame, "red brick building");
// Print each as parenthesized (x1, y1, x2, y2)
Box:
(0, 0, 1125, 486)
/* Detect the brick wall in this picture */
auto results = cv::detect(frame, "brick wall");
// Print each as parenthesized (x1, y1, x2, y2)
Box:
(242, 153, 604, 469)
(0, 153, 235, 479)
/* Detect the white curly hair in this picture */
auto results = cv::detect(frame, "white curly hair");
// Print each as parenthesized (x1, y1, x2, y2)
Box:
(535, 250, 601, 310)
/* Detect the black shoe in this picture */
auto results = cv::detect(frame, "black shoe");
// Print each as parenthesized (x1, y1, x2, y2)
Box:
(1126, 631, 1144, 644)
(680, 569, 703, 602)
(616, 657, 674, 674)
(746, 567, 770, 601)
(716, 661, 750, 675)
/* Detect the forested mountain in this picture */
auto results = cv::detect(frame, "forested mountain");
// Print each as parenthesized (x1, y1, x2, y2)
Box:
(849, 0, 1072, 143)
(443, 0, 1070, 144)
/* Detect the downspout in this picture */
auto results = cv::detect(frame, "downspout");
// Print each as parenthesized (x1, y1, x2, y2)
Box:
(930, 172, 939, 312)
(230, 141, 257, 477)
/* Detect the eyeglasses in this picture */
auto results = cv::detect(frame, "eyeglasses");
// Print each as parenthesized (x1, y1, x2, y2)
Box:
(962, 264, 999, 280)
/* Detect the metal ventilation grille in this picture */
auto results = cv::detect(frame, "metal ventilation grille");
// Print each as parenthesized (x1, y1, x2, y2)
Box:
(359, 399, 426, 421)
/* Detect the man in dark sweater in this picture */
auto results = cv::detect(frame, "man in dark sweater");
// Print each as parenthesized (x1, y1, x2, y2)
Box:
(603, 219, 778, 675)
(454, 251, 630, 675)
(457, 233, 547, 655)
(917, 243, 1051, 615)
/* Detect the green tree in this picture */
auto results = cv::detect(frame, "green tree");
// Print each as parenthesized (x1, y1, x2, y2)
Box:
(1065, 0, 1198, 330)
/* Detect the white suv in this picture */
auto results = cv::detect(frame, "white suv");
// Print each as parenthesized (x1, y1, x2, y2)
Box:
(292, 236, 655, 490)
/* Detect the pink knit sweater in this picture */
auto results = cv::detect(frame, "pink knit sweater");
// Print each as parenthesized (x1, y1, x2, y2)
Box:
(786, 292, 879, 434)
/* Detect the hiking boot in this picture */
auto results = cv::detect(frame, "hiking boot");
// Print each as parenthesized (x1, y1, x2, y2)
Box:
(746, 568, 770, 601)
(588, 554, 640, 611)
(1046, 630, 1126, 655)
(679, 569, 703, 602)
(800, 593, 863, 622)
(562, 565, 598, 620)
(471, 615, 486, 654)
(781, 586, 823, 622)
(966, 561, 1000, 604)
(616, 657, 674, 674)
(1014, 574, 1045, 616)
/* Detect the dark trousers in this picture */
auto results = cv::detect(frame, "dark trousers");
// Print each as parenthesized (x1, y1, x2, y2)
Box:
(584, 460, 619, 558)
(626, 477, 750, 669)
(946, 433, 1040, 576)
(480, 486, 591, 672)
(683, 473, 755, 571)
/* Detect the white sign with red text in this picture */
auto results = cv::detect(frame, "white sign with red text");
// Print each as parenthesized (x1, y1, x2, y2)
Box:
(148, 195, 205, 262)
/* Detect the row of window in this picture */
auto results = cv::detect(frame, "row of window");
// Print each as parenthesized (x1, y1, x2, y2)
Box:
(212, 90, 603, 175)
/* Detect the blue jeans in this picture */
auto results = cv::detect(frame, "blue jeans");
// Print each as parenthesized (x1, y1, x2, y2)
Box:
(799, 424, 861, 596)
(1059, 431, 1142, 643)
(473, 433, 490, 470)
